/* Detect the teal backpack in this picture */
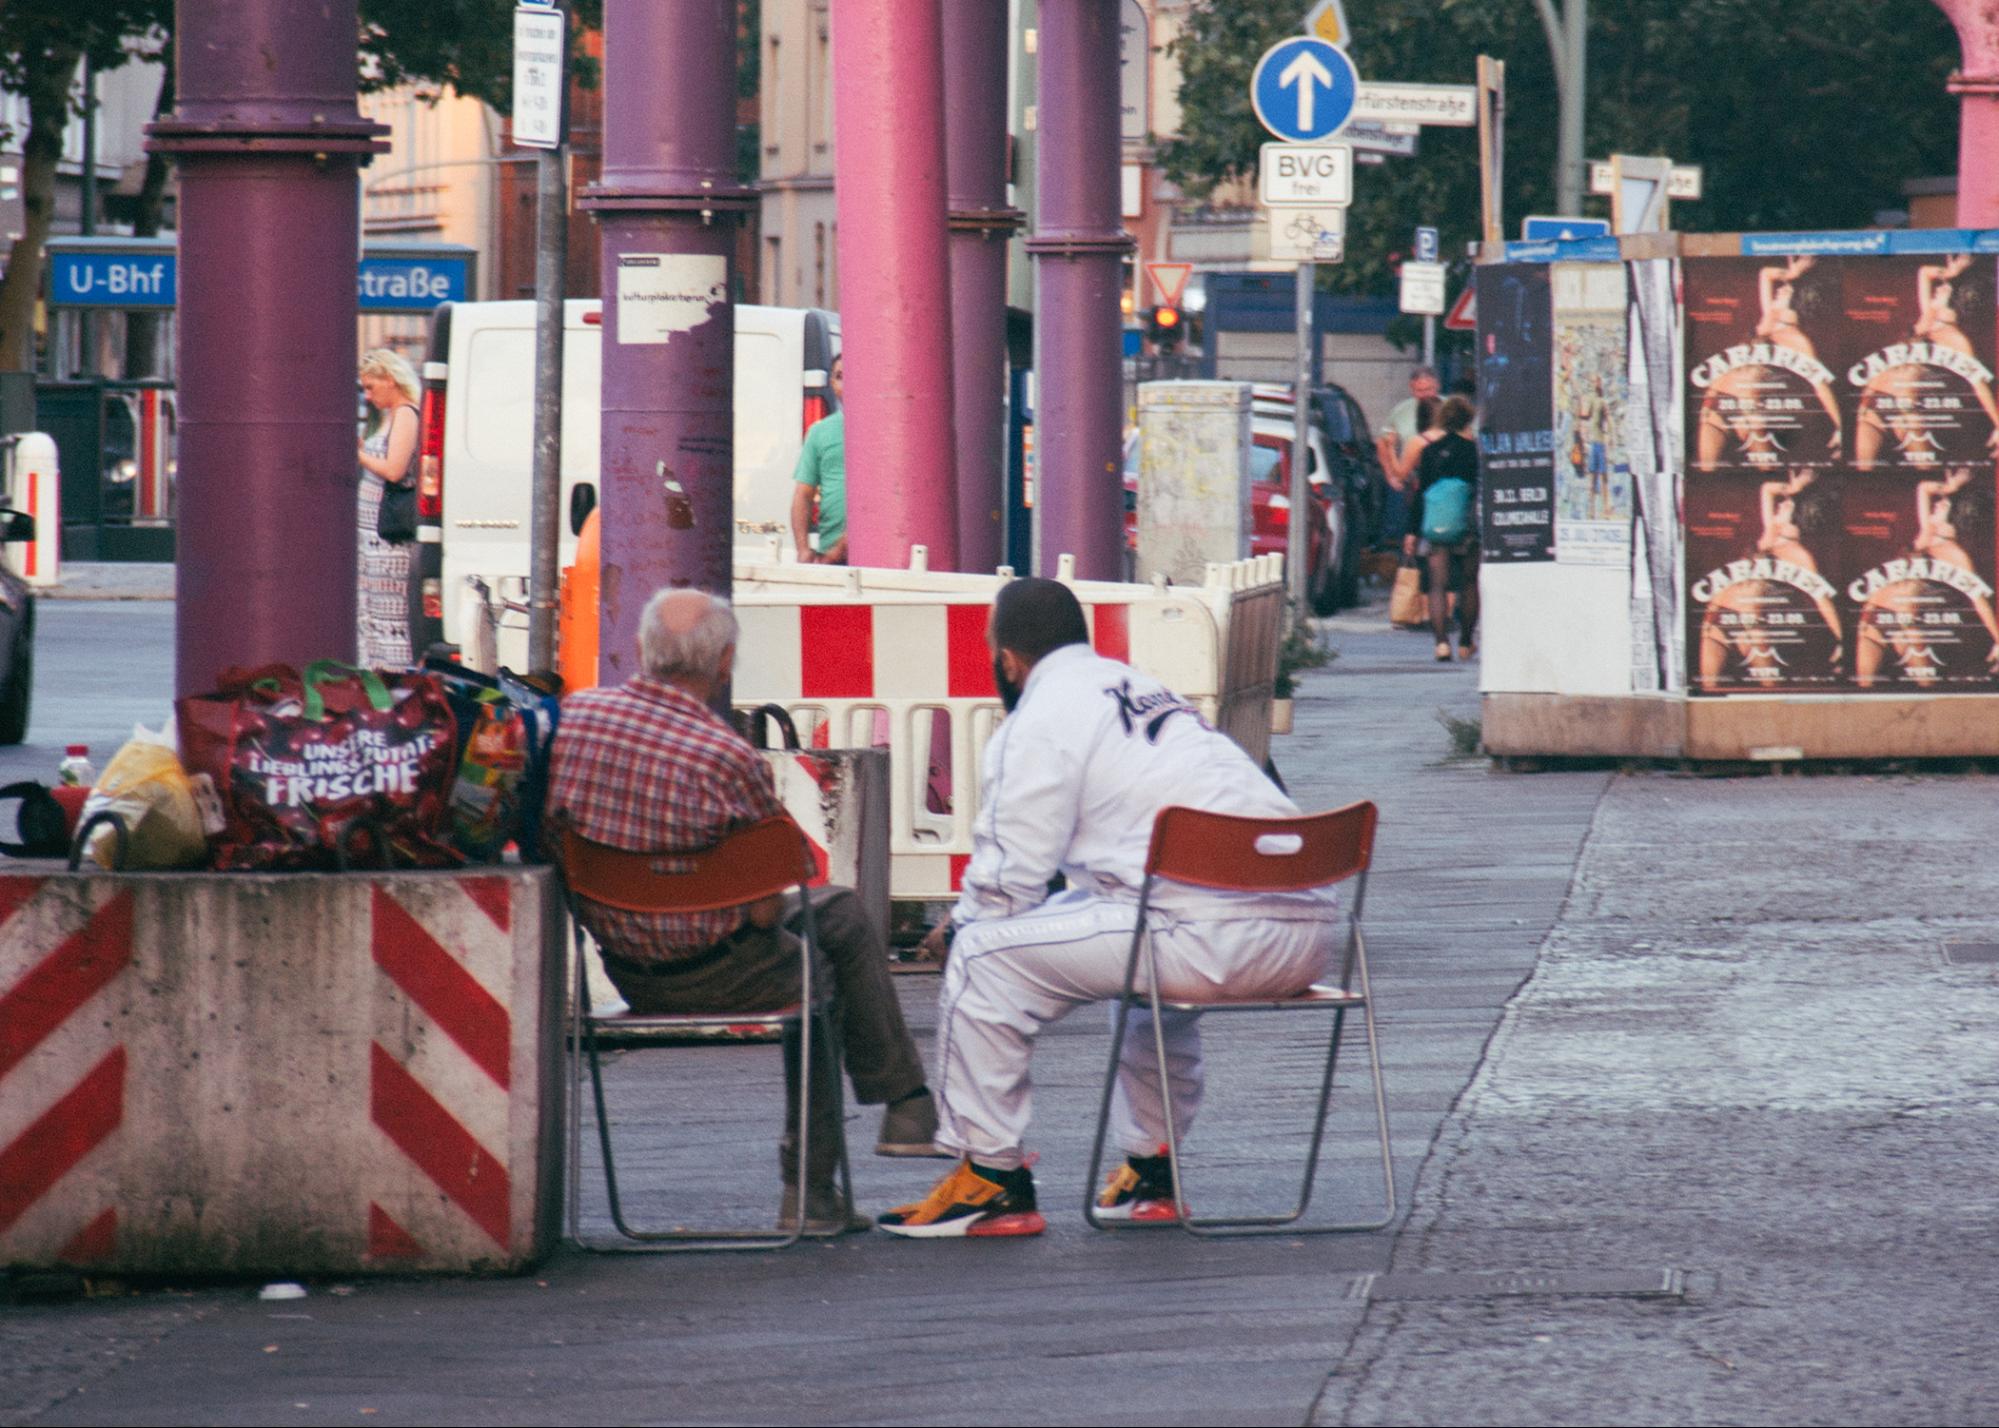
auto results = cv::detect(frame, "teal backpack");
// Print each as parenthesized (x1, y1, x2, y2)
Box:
(1421, 477, 1474, 544)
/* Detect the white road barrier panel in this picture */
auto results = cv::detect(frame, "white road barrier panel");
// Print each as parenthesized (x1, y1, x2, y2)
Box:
(0, 868, 562, 1275)
(3, 432, 61, 588)
(730, 552, 1284, 901)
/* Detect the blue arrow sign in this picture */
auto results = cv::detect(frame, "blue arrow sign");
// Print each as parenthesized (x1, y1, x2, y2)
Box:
(1251, 37, 1358, 143)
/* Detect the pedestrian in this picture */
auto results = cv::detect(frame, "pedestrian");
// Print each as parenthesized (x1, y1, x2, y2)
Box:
(877, 578, 1340, 1238)
(549, 588, 945, 1236)
(356, 348, 420, 667)
(1403, 395, 1481, 662)
(790, 353, 848, 564)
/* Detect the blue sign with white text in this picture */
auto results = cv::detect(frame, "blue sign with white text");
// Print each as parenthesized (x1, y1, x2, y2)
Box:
(1251, 37, 1358, 143)
(1520, 216, 1612, 243)
(50, 251, 176, 308)
(357, 257, 470, 311)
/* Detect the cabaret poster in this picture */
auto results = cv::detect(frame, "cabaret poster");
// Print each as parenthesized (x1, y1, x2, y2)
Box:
(1686, 467, 1846, 695)
(1840, 254, 1998, 473)
(1841, 467, 1999, 691)
(1476, 263, 1556, 561)
(1684, 255, 1844, 475)
(1551, 262, 1632, 566)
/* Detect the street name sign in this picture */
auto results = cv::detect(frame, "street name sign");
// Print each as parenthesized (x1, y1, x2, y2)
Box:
(1399, 259, 1447, 315)
(1349, 82, 1476, 128)
(1589, 160, 1701, 200)
(1251, 37, 1359, 143)
(46, 248, 472, 312)
(1521, 215, 1612, 241)
(512, 5, 567, 150)
(1269, 207, 1346, 263)
(1258, 143, 1353, 206)
(1340, 120, 1418, 157)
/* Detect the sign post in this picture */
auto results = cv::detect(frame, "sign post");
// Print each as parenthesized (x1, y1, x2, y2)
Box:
(514, 2, 567, 674)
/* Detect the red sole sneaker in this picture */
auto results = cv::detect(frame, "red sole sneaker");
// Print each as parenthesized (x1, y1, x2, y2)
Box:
(966, 1211, 1047, 1238)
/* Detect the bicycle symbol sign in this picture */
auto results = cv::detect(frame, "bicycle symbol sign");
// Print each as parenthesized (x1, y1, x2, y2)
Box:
(1270, 208, 1347, 263)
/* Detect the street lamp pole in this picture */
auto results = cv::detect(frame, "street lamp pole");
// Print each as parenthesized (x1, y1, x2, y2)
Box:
(1532, 0, 1588, 215)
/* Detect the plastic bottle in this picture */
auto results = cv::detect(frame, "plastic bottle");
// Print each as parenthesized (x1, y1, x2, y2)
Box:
(57, 744, 95, 787)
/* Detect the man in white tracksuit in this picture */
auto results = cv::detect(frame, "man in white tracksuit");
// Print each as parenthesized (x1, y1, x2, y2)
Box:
(878, 578, 1339, 1239)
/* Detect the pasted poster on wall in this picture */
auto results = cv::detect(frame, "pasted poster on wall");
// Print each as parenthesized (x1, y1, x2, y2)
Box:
(1843, 467, 1999, 690)
(1475, 263, 1556, 561)
(1840, 253, 1998, 471)
(1551, 262, 1632, 565)
(1686, 255, 1845, 475)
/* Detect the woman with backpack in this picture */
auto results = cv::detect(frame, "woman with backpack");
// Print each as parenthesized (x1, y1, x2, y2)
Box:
(1402, 395, 1480, 662)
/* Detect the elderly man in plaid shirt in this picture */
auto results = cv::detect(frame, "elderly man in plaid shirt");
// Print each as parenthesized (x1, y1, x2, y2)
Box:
(551, 588, 941, 1235)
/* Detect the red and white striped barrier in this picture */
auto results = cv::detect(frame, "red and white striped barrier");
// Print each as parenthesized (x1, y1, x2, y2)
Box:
(0, 869, 560, 1276)
(3, 432, 60, 589)
(134, 387, 174, 524)
(732, 552, 1284, 900)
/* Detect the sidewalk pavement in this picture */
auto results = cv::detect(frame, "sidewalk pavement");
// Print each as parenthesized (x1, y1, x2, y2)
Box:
(9, 593, 1992, 1425)
(37, 563, 174, 602)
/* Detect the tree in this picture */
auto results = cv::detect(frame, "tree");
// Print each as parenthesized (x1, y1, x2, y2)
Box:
(0, 0, 604, 372)
(1159, 0, 1962, 312)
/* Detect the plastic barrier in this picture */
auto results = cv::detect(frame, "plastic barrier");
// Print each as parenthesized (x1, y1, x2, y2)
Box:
(732, 550, 1284, 901)
(0, 867, 562, 1275)
(2, 432, 60, 588)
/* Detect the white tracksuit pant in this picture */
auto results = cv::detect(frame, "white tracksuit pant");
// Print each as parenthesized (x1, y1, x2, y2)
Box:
(933, 890, 1337, 1171)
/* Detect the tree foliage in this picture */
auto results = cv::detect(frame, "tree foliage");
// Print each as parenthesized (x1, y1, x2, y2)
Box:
(1160, 0, 1963, 306)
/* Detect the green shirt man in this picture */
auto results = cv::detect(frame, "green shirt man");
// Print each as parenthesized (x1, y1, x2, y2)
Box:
(791, 354, 847, 563)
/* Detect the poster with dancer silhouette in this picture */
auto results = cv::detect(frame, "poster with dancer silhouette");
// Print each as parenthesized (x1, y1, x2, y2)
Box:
(1839, 254, 1999, 474)
(1685, 468, 1847, 694)
(1841, 467, 1999, 691)
(1684, 255, 1846, 475)
(1476, 264, 1556, 561)
(1551, 262, 1632, 565)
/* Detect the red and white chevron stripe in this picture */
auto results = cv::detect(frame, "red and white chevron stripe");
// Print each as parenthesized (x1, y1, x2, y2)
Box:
(365, 877, 523, 1266)
(0, 877, 132, 1268)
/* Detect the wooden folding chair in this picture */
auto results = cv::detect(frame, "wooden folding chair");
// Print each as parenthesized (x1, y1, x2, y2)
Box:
(1083, 800, 1395, 1236)
(555, 815, 853, 1251)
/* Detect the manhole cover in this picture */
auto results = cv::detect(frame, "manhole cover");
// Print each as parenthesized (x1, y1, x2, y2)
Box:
(1943, 942, 1999, 966)
(1357, 1268, 1684, 1302)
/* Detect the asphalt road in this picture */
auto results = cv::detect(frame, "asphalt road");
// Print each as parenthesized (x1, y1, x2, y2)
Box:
(0, 600, 174, 793)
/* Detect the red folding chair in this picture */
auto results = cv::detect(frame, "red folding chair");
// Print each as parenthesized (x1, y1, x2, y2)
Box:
(1083, 801, 1395, 1236)
(555, 815, 853, 1252)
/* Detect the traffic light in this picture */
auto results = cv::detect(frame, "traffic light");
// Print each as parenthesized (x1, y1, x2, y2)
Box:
(1147, 304, 1184, 352)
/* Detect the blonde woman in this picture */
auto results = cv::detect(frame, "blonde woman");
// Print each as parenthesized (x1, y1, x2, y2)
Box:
(357, 348, 421, 667)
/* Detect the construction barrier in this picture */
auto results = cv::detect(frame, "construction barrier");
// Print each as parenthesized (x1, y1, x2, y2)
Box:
(2, 432, 60, 589)
(0, 867, 563, 1276)
(732, 549, 1284, 901)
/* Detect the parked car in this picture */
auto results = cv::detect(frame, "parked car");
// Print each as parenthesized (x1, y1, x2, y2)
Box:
(411, 300, 840, 669)
(1251, 382, 1387, 587)
(1123, 413, 1352, 615)
(0, 507, 37, 744)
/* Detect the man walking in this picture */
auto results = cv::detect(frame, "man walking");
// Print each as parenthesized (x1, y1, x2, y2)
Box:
(791, 354, 848, 564)
(877, 579, 1339, 1238)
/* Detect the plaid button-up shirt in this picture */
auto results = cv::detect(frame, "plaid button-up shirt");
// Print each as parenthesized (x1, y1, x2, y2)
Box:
(549, 675, 785, 964)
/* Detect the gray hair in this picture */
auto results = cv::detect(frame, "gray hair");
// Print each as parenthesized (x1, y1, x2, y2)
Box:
(638, 588, 739, 682)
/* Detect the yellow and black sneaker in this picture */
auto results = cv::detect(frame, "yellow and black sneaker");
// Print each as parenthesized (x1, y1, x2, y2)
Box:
(877, 1158, 1045, 1238)
(1095, 1146, 1181, 1224)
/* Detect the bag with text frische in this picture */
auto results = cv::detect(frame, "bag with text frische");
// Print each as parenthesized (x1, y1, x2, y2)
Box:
(176, 661, 461, 870)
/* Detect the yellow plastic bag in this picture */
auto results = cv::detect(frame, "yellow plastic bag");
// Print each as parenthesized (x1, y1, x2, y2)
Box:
(79, 725, 211, 870)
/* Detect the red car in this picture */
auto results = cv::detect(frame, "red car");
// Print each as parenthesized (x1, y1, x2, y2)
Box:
(1123, 416, 1346, 614)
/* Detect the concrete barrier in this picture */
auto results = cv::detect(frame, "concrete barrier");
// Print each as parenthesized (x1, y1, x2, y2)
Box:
(0, 866, 562, 1276)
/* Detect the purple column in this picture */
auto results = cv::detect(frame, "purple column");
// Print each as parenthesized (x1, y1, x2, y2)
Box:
(944, 2, 1023, 575)
(580, 0, 752, 683)
(1935, 0, 1999, 225)
(1028, 0, 1133, 581)
(148, 0, 385, 695)
(831, 0, 960, 570)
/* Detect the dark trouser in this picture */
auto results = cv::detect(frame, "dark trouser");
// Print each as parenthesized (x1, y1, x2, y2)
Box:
(1428, 539, 1481, 647)
(601, 886, 925, 1185)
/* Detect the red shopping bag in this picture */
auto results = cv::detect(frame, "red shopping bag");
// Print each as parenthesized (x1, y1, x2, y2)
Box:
(177, 661, 461, 870)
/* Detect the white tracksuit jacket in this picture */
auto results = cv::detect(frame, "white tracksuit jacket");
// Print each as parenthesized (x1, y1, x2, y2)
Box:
(933, 642, 1340, 1168)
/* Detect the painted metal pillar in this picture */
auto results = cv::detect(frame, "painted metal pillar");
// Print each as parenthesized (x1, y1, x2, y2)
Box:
(1935, 0, 1999, 226)
(1028, 0, 1132, 581)
(579, 0, 750, 684)
(148, 0, 385, 696)
(944, 2, 1023, 575)
(831, 0, 961, 570)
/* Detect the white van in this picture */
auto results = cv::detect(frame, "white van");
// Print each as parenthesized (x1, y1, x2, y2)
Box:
(411, 299, 840, 667)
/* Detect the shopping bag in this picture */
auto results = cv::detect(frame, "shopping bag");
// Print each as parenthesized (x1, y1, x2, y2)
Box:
(78, 723, 212, 870)
(425, 660, 561, 863)
(1389, 559, 1428, 628)
(177, 660, 460, 870)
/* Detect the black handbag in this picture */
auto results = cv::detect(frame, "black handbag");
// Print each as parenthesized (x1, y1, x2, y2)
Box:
(376, 477, 417, 543)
